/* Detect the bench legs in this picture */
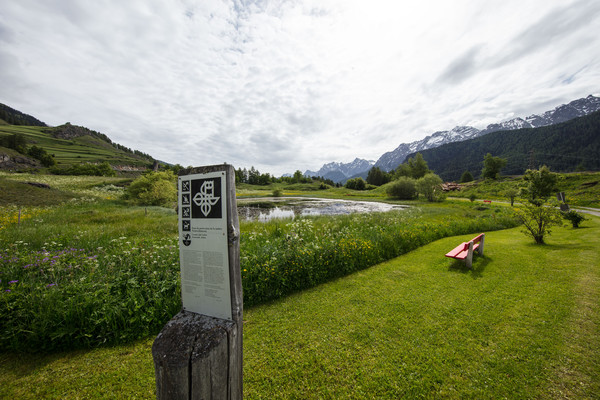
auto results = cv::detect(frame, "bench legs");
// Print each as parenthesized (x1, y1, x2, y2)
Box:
(465, 241, 474, 269)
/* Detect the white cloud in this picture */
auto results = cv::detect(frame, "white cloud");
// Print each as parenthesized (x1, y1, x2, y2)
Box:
(0, 0, 599, 175)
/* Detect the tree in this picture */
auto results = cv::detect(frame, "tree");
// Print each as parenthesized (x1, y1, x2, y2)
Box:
(513, 166, 564, 244)
(395, 153, 431, 179)
(459, 171, 474, 183)
(416, 173, 444, 202)
(386, 177, 417, 200)
(504, 187, 519, 207)
(481, 153, 507, 180)
(514, 199, 564, 244)
(1, 133, 28, 153)
(366, 167, 391, 186)
(27, 145, 56, 167)
(408, 153, 430, 179)
(293, 170, 304, 183)
(522, 165, 559, 200)
(248, 166, 260, 185)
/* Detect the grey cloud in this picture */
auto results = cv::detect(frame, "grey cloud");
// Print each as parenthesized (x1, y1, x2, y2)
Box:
(435, 45, 483, 85)
(435, 0, 600, 87)
(491, 0, 600, 68)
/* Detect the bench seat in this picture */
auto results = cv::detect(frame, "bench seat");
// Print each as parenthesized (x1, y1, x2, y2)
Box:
(445, 242, 480, 260)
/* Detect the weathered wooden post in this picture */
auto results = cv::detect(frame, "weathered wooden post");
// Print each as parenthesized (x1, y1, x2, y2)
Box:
(153, 164, 242, 399)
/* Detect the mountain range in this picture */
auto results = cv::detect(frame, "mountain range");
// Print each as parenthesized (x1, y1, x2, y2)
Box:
(303, 158, 375, 183)
(413, 109, 600, 182)
(304, 94, 600, 182)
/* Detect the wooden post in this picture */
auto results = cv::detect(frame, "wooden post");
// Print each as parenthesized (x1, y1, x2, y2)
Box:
(153, 164, 242, 400)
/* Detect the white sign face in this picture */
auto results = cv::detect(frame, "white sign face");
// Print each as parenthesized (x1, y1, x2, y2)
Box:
(178, 171, 232, 320)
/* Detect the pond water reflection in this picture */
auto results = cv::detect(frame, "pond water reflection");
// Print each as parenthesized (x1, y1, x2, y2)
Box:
(237, 197, 408, 222)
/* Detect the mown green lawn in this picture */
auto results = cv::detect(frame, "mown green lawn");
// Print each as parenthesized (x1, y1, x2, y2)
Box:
(1, 218, 598, 399)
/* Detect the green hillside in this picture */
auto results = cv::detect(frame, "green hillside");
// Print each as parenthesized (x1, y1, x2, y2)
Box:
(411, 111, 600, 181)
(0, 124, 154, 169)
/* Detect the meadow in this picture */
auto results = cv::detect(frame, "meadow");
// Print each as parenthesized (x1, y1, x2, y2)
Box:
(1, 220, 598, 399)
(0, 177, 519, 350)
(0, 172, 598, 398)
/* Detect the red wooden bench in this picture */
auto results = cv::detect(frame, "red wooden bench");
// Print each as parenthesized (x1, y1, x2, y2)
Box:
(445, 233, 485, 269)
(483, 200, 492, 204)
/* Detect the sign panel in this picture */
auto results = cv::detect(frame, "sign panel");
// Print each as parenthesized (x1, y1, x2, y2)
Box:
(178, 171, 232, 320)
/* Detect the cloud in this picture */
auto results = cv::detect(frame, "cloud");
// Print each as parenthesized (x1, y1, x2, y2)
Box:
(435, 45, 484, 86)
(0, 0, 599, 175)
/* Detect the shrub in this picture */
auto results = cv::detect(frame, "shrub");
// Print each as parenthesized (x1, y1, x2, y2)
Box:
(386, 177, 417, 200)
(562, 210, 587, 228)
(416, 173, 445, 202)
(124, 171, 177, 206)
(345, 177, 366, 190)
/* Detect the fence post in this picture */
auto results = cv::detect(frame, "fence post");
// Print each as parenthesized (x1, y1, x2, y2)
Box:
(152, 164, 242, 399)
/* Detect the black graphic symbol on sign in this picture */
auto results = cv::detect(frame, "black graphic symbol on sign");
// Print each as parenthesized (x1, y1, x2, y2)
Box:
(181, 180, 190, 192)
(182, 207, 190, 218)
(191, 178, 222, 219)
(182, 193, 190, 205)
(182, 220, 191, 231)
(182, 233, 191, 246)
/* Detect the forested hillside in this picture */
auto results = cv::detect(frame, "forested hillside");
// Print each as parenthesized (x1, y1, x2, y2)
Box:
(0, 103, 47, 126)
(413, 111, 600, 181)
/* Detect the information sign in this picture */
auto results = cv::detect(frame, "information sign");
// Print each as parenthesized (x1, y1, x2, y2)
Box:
(178, 171, 232, 320)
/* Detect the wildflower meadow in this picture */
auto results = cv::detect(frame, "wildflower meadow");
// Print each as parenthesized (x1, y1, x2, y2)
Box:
(0, 194, 520, 351)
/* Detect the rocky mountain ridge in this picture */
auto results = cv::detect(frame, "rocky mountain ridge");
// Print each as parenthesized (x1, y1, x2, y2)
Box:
(375, 94, 600, 172)
(303, 157, 375, 183)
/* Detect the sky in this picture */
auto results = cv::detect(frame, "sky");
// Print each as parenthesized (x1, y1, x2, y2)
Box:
(1, 0, 599, 176)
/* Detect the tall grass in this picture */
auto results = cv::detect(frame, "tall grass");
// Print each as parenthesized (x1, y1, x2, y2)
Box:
(0, 203, 180, 351)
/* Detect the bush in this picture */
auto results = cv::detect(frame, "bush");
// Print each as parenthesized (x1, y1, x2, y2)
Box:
(345, 177, 366, 190)
(124, 171, 177, 206)
(386, 177, 417, 200)
(417, 173, 445, 202)
(562, 210, 587, 228)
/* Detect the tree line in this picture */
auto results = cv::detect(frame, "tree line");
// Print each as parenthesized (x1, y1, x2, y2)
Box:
(235, 167, 337, 187)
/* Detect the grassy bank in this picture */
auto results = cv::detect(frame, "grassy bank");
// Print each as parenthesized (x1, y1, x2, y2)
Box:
(1, 218, 598, 399)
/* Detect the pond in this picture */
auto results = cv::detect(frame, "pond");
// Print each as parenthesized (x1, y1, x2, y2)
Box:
(237, 197, 408, 222)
